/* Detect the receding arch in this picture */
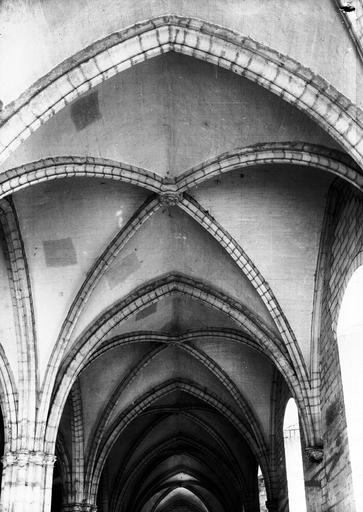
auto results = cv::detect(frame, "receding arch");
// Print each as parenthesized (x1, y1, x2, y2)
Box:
(148, 486, 210, 512)
(115, 436, 241, 512)
(138, 467, 227, 512)
(56, 327, 288, 453)
(3, 149, 339, 444)
(43, 275, 314, 453)
(34, 185, 315, 451)
(337, 262, 363, 506)
(2, 146, 352, 453)
(107, 412, 247, 512)
(110, 410, 244, 504)
(85, 379, 267, 504)
(0, 16, 362, 168)
(1, 146, 352, 450)
(84, 337, 268, 482)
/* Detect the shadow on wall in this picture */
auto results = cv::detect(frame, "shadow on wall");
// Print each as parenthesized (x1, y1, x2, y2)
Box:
(51, 462, 62, 512)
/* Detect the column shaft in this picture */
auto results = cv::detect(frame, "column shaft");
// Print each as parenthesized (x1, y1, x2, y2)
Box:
(0, 451, 55, 512)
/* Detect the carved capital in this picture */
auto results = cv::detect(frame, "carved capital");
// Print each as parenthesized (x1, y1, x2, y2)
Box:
(2, 450, 56, 468)
(305, 446, 324, 463)
(63, 505, 97, 512)
(63, 505, 83, 512)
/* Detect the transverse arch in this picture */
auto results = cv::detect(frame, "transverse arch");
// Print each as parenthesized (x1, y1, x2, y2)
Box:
(0, 16, 362, 167)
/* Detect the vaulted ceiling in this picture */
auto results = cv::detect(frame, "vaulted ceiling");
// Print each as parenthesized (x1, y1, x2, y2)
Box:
(0, 1, 362, 511)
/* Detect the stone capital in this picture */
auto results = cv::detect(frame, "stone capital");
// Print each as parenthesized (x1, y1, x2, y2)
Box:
(2, 450, 56, 468)
(305, 446, 324, 463)
(63, 505, 97, 512)
(63, 506, 82, 512)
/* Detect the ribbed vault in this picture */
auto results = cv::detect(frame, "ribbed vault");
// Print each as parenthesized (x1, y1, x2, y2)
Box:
(0, 4, 360, 511)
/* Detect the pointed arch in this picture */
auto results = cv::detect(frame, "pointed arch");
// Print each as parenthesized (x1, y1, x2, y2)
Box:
(0, 156, 163, 200)
(0, 144, 361, 203)
(43, 275, 315, 458)
(2, 148, 344, 451)
(110, 410, 244, 505)
(147, 486, 210, 512)
(136, 465, 228, 512)
(84, 379, 267, 504)
(60, 327, 293, 426)
(1, 144, 361, 203)
(85, 337, 268, 477)
(114, 435, 241, 512)
(177, 142, 363, 192)
(1, 147, 353, 452)
(0, 16, 362, 168)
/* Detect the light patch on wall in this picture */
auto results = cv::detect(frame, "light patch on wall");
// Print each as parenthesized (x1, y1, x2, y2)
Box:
(43, 238, 77, 267)
(135, 302, 157, 321)
(106, 253, 141, 289)
(337, 265, 363, 506)
(116, 206, 124, 228)
(70, 91, 101, 130)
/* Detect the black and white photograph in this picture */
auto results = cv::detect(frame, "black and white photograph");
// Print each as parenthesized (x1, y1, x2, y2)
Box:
(0, 1, 362, 511)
